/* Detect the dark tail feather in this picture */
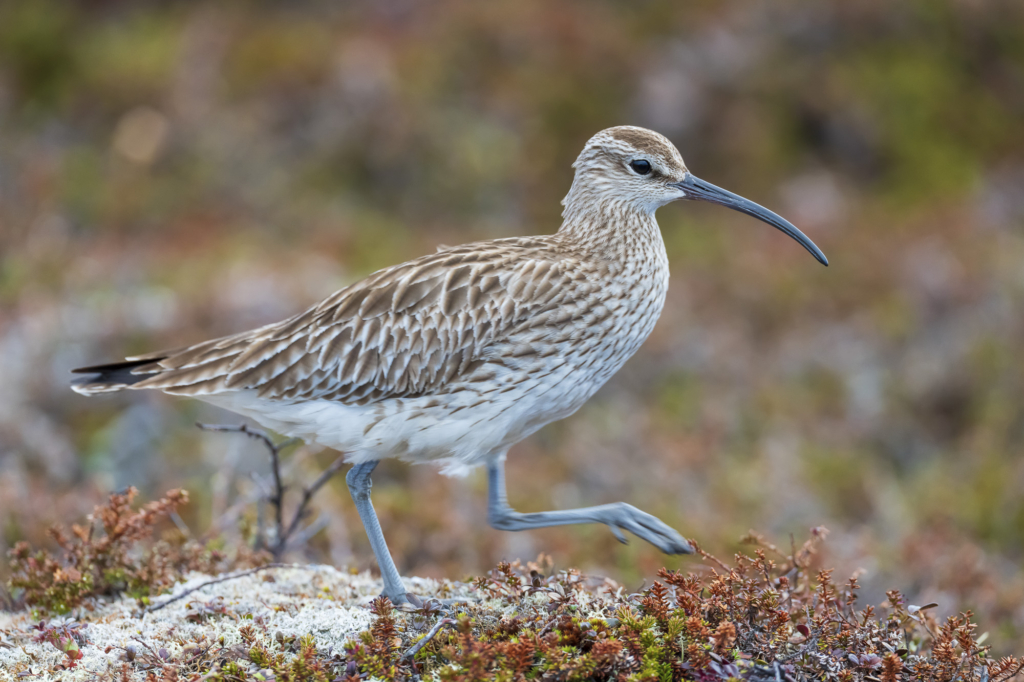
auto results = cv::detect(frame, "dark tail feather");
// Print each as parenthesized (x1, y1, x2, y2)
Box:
(71, 358, 166, 395)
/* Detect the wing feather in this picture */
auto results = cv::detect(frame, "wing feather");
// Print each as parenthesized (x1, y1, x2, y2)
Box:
(114, 237, 583, 403)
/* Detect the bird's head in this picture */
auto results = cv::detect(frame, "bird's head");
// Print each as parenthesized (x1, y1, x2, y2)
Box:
(566, 125, 827, 265)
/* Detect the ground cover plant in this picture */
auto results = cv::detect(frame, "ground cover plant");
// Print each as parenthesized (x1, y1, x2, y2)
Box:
(3, 489, 1022, 681)
(5, 487, 265, 615)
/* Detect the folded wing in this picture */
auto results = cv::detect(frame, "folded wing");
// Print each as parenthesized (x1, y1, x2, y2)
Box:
(73, 238, 586, 404)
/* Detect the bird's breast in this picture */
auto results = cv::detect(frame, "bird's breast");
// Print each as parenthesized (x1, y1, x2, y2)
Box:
(486, 256, 670, 418)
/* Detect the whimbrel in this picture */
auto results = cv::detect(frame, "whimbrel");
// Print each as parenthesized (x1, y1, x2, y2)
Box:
(73, 126, 827, 604)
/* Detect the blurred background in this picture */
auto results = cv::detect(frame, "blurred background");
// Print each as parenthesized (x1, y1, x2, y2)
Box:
(2, 0, 1024, 651)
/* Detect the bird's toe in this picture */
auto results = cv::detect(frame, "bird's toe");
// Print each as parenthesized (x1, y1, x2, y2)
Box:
(668, 537, 695, 555)
(382, 591, 423, 608)
(620, 509, 692, 555)
(609, 524, 629, 544)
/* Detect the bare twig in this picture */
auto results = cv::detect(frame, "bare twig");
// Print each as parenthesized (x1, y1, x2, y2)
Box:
(743, 530, 791, 563)
(403, 618, 456, 660)
(280, 454, 346, 545)
(197, 422, 341, 561)
(137, 563, 305, 617)
(198, 423, 289, 550)
(198, 422, 279, 456)
(131, 635, 161, 659)
(692, 540, 733, 575)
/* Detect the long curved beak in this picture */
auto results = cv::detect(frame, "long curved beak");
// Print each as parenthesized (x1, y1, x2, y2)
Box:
(671, 174, 828, 266)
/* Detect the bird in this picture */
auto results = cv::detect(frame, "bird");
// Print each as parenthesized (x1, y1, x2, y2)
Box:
(72, 126, 827, 605)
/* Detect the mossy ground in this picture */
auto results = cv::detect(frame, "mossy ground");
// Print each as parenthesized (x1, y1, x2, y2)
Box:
(3, 531, 1021, 681)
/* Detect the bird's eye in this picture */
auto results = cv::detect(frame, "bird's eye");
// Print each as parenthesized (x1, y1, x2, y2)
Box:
(629, 159, 652, 175)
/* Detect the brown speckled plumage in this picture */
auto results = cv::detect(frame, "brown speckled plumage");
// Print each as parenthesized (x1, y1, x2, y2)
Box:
(73, 127, 825, 598)
(108, 237, 600, 404)
(73, 126, 699, 471)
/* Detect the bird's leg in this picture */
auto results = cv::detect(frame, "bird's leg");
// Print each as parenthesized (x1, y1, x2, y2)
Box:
(486, 458, 693, 555)
(346, 461, 413, 605)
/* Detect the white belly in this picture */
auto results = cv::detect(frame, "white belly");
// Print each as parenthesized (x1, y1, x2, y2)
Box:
(198, 322, 649, 478)
(200, 261, 669, 477)
(200, 374, 571, 477)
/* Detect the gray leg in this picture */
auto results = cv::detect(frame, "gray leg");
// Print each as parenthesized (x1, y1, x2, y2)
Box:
(346, 461, 411, 604)
(487, 458, 693, 555)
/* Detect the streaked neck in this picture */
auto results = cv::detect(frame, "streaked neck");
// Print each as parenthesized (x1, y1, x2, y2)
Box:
(557, 191, 666, 268)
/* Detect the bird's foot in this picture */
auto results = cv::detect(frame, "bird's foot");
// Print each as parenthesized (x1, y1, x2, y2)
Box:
(381, 591, 422, 608)
(602, 503, 694, 555)
(382, 591, 476, 610)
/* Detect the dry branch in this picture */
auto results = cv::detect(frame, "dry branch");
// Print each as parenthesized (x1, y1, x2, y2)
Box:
(197, 422, 346, 561)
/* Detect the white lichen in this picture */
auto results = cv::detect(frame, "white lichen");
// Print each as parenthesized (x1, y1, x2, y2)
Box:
(0, 565, 476, 681)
